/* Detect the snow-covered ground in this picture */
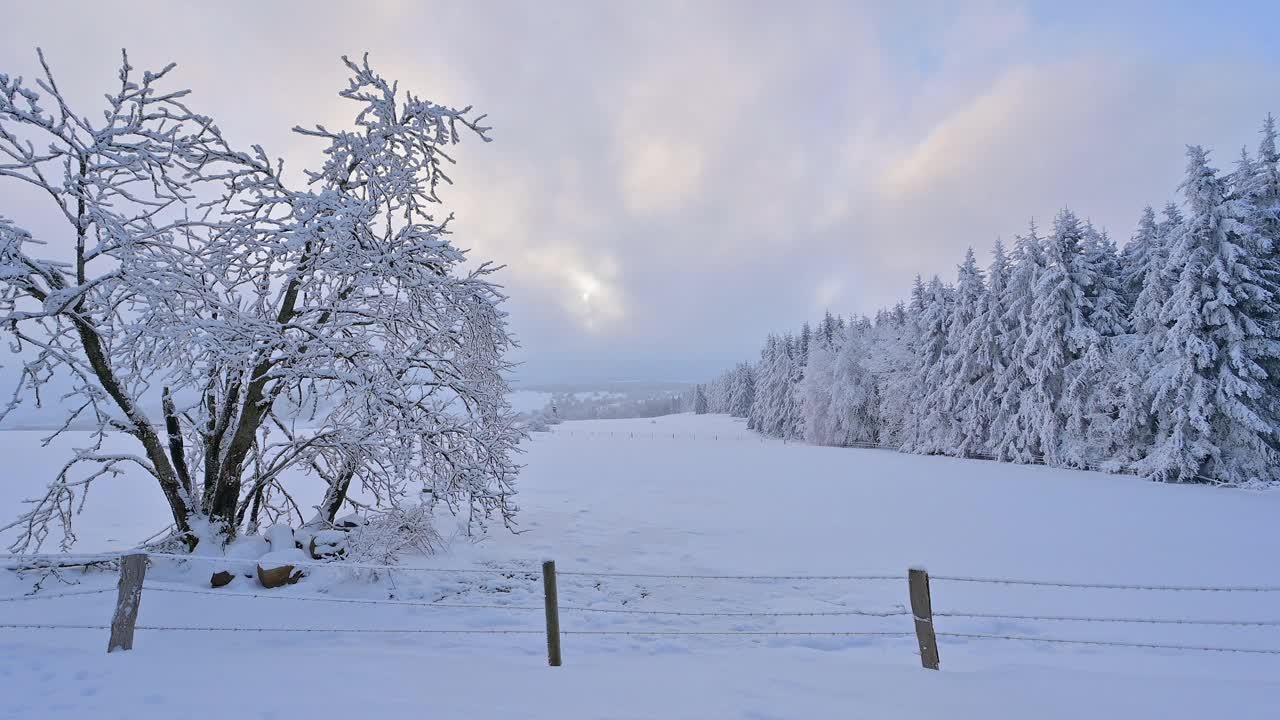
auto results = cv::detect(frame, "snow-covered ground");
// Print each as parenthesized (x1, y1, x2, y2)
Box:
(3, 413, 1279, 718)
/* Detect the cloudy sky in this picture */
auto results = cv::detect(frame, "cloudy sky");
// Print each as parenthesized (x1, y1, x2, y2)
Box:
(4, 1, 1280, 384)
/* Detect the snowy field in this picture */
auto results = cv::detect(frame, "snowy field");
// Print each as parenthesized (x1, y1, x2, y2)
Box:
(2, 413, 1279, 719)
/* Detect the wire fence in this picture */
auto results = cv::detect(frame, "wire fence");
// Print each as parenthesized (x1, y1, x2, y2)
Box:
(145, 585, 911, 618)
(0, 587, 115, 602)
(930, 574, 1280, 592)
(4, 552, 1280, 666)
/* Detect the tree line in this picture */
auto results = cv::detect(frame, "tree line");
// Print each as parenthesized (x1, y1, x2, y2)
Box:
(701, 118, 1280, 487)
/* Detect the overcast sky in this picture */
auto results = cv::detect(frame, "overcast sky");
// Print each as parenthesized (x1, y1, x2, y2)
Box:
(4, 1, 1280, 384)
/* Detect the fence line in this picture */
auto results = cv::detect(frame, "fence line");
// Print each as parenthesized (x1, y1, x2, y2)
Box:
(139, 552, 1280, 591)
(144, 551, 903, 582)
(146, 585, 546, 612)
(8, 552, 1280, 666)
(558, 630, 912, 638)
(14, 550, 1279, 593)
(144, 551, 536, 576)
(0, 622, 913, 639)
(145, 584, 909, 618)
(7, 620, 1277, 653)
(930, 574, 1280, 592)
(0, 587, 115, 602)
(0, 623, 545, 635)
(0, 552, 126, 571)
(934, 631, 1280, 655)
(933, 611, 1280, 627)
(554, 569, 902, 581)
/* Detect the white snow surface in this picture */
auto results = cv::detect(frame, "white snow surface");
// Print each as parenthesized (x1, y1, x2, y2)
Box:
(2, 413, 1279, 718)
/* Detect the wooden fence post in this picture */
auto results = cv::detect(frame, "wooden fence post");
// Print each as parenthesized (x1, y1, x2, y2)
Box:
(542, 560, 562, 667)
(908, 567, 939, 670)
(107, 552, 147, 653)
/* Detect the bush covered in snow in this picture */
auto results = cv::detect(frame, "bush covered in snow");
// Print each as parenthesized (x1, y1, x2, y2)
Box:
(346, 505, 443, 565)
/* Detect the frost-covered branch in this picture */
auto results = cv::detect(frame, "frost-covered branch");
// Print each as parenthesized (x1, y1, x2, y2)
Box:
(1, 50, 522, 552)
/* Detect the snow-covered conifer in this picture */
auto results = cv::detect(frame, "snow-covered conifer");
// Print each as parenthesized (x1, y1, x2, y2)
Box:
(1140, 146, 1280, 484)
(990, 221, 1047, 461)
(904, 277, 954, 453)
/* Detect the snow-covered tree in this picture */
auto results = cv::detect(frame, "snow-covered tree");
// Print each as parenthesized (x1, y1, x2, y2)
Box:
(864, 302, 915, 448)
(939, 248, 987, 456)
(750, 335, 791, 437)
(904, 276, 953, 453)
(797, 343, 837, 444)
(726, 363, 756, 417)
(693, 384, 709, 414)
(990, 221, 1047, 462)
(1139, 146, 1280, 484)
(828, 323, 879, 446)
(0, 53, 521, 551)
(1016, 209, 1102, 465)
(1060, 223, 1126, 466)
(1241, 117, 1280, 426)
(947, 243, 1008, 457)
(1108, 206, 1183, 466)
(1121, 206, 1160, 310)
(818, 310, 840, 349)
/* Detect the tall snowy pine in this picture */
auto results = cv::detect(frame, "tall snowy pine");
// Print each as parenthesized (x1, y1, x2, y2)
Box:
(905, 276, 954, 454)
(948, 241, 1010, 458)
(1140, 146, 1280, 484)
(939, 248, 988, 457)
(990, 221, 1048, 461)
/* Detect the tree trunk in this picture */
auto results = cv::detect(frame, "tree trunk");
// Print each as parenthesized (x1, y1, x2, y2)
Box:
(70, 318, 194, 544)
(319, 465, 357, 525)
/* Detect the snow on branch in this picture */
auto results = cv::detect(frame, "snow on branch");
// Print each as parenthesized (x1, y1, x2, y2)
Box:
(0, 50, 522, 553)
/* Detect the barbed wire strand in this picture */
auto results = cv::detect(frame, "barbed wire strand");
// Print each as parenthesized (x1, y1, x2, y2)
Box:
(0, 554, 125, 570)
(11, 552, 1277, 592)
(0, 623, 543, 635)
(935, 631, 1280, 655)
(0, 623, 911, 638)
(144, 552, 535, 576)
(0, 552, 128, 562)
(0, 588, 115, 603)
(146, 553, 901, 582)
(143, 584, 909, 617)
(560, 630, 913, 637)
(555, 570, 902, 581)
(935, 611, 1280, 627)
(930, 575, 1280, 592)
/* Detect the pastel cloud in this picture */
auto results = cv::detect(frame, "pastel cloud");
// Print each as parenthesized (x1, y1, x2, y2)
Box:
(1, 1, 1278, 384)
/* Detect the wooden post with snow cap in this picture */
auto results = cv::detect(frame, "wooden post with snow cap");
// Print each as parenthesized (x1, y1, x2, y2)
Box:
(908, 567, 939, 670)
(107, 552, 147, 653)
(542, 559, 562, 667)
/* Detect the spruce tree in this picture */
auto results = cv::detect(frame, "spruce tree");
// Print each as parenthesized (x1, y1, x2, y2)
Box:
(906, 276, 954, 453)
(949, 241, 1009, 458)
(940, 248, 988, 456)
(1061, 223, 1126, 466)
(1140, 146, 1280, 484)
(991, 221, 1048, 461)
(1121, 206, 1160, 311)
